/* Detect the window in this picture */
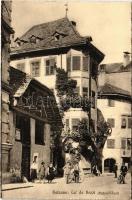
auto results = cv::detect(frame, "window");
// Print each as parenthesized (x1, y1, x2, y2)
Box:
(35, 120, 44, 145)
(121, 138, 126, 149)
(66, 56, 71, 72)
(72, 118, 80, 132)
(31, 61, 40, 77)
(16, 63, 25, 72)
(82, 87, 88, 97)
(72, 56, 81, 70)
(65, 119, 69, 131)
(121, 138, 131, 150)
(91, 91, 95, 108)
(121, 118, 126, 129)
(74, 87, 80, 96)
(107, 118, 115, 128)
(107, 139, 115, 148)
(83, 56, 89, 71)
(108, 99, 115, 107)
(128, 117, 132, 128)
(45, 58, 56, 75)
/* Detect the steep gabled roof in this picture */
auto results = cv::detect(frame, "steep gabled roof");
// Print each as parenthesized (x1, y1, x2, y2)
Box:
(11, 17, 104, 62)
(98, 83, 131, 97)
(9, 67, 62, 127)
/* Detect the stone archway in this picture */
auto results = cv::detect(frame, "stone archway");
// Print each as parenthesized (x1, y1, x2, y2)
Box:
(104, 158, 116, 172)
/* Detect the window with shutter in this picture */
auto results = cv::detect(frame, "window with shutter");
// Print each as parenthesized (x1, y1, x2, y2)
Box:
(66, 56, 71, 72)
(107, 139, 115, 148)
(31, 61, 40, 77)
(83, 56, 89, 71)
(72, 56, 81, 70)
(107, 118, 115, 128)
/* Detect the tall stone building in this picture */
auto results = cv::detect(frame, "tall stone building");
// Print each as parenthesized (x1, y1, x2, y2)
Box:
(1, 0, 14, 175)
(10, 17, 104, 135)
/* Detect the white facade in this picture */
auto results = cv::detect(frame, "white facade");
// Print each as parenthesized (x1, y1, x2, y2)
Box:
(10, 48, 98, 133)
(98, 98, 131, 172)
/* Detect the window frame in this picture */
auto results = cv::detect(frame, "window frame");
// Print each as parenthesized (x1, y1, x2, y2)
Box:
(35, 120, 45, 145)
(30, 60, 40, 77)
(71, 118, 80, 132)
(108, 99, 115, 107)
(16, 62, 25, 72)
(45, 57, 56, 76)
(107, 139, 115, 149)
(107, 118, 115, 128)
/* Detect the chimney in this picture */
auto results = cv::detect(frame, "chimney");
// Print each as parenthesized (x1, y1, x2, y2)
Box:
(123, 52, 130, 67)
(98, 65, 106, 86)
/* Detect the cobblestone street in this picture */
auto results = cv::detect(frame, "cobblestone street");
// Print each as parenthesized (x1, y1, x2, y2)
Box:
(2, 173, 131, 200)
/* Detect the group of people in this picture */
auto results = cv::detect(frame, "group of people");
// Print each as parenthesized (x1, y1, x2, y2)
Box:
(113, 163, 128, 184)
(30, 161, 56, 183)
(63, 162, 81, 184)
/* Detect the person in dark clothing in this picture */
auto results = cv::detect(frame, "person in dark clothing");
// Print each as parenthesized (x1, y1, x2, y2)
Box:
(46, 163, 56, 183)
(39, 161, 45, 183)
(113, 163, 118, 178)
(74, 163, 80, 183)
(120, 163, 128, 184)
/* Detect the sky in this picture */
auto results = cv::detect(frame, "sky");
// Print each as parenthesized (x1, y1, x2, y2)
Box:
(12, 1, 131, 64)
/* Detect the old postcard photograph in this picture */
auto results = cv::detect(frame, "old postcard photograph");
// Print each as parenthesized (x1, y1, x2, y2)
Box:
(1, 1, 131, 200)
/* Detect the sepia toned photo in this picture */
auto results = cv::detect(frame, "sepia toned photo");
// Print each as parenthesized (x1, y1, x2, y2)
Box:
(1, 1, 131, 200)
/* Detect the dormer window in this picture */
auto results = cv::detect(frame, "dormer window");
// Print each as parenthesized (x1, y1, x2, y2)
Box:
(54, 33, 61, 41)
(15, 37, 28, 47)
(29, 35, 43, 44)
(53, 31, 67, 41)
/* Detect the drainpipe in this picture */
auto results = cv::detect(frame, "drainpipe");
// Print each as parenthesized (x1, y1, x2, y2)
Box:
(89, 54, 91, 134)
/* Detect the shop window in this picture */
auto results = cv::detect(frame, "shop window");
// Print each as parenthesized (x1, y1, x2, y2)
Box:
(128, 117, 132, 128)
(91, 91, 95, 108)
(107, 118, 115, 128)
(107, 139, 115, 148)
(16, 63, 25, 72)
(83, 87, 88, 97)
(108, 99, 115, 107)
(72, 118, 80, 132)
(66, 56, 71, 72)
(121, 118, 126, 129)
(83, 56, 89, 71)
(31, 61, 40, 77)
(35, 120, 44, 145)
(45, 58, 56, 75)
(72, 56, 81, 70)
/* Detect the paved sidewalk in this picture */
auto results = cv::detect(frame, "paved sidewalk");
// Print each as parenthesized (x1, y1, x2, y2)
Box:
(2, 183, 34, 191)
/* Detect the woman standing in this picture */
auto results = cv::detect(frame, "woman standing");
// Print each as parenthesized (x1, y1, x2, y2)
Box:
(46, 163, 56, 183)
(39, 161, 45, 183)
(30, 160, 38, 182)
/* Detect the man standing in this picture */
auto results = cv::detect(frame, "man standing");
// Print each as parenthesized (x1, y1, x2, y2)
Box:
(120, 163, 128, 184)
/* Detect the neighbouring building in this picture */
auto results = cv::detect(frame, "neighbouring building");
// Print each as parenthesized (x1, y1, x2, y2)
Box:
(4, 66, 62, 183)
(1, 0, 14, 178)
(98, 53, 132, 173)
(10, 17, 104, 135)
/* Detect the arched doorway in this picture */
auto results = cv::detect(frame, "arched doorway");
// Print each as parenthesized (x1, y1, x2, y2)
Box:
(104, 158, 116, 172)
